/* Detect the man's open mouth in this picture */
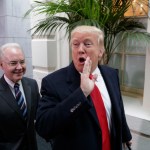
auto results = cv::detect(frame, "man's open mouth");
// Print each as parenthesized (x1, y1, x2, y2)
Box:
(79, 57, 86, 63)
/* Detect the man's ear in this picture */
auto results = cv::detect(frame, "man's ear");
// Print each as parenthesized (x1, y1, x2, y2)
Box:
(98, 49, 104, 58)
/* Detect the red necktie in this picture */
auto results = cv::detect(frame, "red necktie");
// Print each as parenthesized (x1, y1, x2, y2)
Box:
(90, 75, 111, 150)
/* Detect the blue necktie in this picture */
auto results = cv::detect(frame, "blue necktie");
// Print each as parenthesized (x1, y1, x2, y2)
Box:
(14, 83, 27, 119)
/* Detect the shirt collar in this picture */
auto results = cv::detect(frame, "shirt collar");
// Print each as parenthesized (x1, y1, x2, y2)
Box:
(4, 74, 21, 88)
(92, 67, 101, 82)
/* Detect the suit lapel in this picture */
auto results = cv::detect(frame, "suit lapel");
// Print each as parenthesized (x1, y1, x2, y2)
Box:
(99, 66, 115, 100)
(0, 76, 24, 120)
(66, 63, 81, 92)
(99, 66, 121, 114)
(88, 96, 100, 128)
(21, 78, 31, 122)
(66, 63, 100, 128)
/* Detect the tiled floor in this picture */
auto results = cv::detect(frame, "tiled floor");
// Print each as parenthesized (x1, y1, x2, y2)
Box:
(131, 132, 150, 150)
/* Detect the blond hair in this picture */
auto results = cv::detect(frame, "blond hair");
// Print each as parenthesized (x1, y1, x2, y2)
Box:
(71, 25, 105, 52)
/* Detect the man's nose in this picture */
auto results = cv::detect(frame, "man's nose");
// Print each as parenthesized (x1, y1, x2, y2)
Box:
(16, 63, 22, 69)
(78, 43, 85, 53)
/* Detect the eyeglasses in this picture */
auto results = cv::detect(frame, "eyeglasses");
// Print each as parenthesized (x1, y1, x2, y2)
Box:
(4, 60, 25, 67)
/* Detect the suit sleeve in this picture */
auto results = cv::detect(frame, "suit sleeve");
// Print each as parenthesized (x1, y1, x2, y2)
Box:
(35, 76, 91, 140)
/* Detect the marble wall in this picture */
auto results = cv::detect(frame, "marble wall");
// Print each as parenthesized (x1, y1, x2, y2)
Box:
(0, 0, 32, 77)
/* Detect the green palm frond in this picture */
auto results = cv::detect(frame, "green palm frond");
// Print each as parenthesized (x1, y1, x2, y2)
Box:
(25, 0, 150, 64)
(30, 16, 70, 36)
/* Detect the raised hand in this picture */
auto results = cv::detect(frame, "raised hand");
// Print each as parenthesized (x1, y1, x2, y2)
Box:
(80, 57, 97, 97)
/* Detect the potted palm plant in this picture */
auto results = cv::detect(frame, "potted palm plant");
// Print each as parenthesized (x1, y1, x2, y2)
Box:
(25, 0, 150, 64)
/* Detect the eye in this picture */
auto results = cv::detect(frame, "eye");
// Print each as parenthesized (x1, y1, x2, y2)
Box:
(84, 42, 92, 47)
(9, 61, 18, 66)
(20, 60, 25, 65)
(72, 42, 79, 47)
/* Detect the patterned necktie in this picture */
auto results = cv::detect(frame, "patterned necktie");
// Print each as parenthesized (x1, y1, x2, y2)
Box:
(90, 75, 110, 150)
(14, 83, 27, 119)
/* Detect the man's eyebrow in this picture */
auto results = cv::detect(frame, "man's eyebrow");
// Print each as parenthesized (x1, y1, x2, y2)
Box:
(9, 59, 25, 62)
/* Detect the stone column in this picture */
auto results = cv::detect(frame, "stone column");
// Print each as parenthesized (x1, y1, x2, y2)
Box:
(143, 25, 150, 109)
(143, 2, 150, 109)
(0, 0, 32, 77)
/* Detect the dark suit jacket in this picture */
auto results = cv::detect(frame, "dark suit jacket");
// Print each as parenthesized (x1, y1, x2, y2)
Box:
(0, 76, 40, 150)
(36, 63, 132, 150)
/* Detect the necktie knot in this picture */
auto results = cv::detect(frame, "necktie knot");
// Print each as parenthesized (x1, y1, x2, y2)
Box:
(89, 74, 93, 79)
(14, 83, 19, 89)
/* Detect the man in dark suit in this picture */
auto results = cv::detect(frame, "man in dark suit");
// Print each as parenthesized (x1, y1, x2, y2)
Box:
(36, 26, 132, 150)
(0, 43, 40, 150)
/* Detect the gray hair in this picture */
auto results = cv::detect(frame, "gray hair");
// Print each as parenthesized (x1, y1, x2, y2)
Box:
(71, 25, 105, 52)
(0, 43, 23, 61)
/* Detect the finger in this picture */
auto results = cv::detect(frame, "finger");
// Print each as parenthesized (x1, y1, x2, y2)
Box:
(82, 57, 92, 74)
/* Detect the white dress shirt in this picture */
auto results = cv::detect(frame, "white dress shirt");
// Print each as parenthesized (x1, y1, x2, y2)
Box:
(92, 67, 112, 130)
